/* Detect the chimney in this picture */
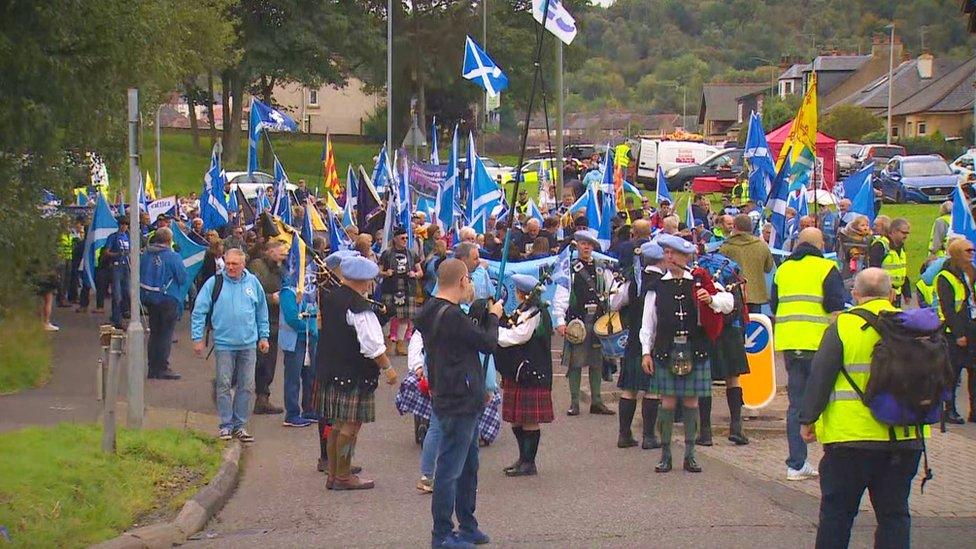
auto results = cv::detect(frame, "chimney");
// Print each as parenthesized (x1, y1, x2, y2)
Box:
(917, 53, 934, 79)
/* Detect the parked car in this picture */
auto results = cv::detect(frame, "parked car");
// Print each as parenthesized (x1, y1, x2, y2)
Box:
(662, 148, 743, 192)
(950, 151, 976, 179)
(876, 155, 959, 203)
(635, 139, 719, 187)
(225, 171, 293, 199)
(498, 157, 586, 188)
(835, 142, 863, 177)
(458, 157, 514, 184)
(853, 144, 907, 175)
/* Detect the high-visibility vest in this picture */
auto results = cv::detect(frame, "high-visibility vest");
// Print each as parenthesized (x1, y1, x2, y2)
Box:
(773, 254, 837, 351)
(815, 298, 929, 444)
(874, 236, 908, 291)
(58, 233, 73, 260)
(934, 268, 967, 326)
(614, 143, 631, 168)
(930, 214, 951, 257)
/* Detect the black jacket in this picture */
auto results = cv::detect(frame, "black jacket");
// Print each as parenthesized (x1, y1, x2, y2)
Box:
(936, 265, 973, 338)
(414, 298, 499, 417)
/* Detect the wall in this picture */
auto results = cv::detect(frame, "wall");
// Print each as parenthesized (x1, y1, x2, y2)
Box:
(900, 112, 973, 139)
(273, 78, 381, 136)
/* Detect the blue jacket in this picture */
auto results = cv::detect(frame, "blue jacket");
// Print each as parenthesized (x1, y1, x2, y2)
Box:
(278, 286, 318, 353)
(191, 270, 270, 350)
(140, 244, 188, 306)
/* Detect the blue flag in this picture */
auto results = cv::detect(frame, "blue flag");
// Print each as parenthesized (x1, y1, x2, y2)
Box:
(744, 112, 774, 205)
(272, 156, 292, 225)
(371, 144, 391, 190)
(468, 156, 504, 233)
(201, 147, 229, 232)
(597, 191, 616, 251)
(465, 132, 477, 218)
(850, 170, 876, 224)
(436, 125, 460, 233)
(430, 118, 440, 165)
(417, 194, 437, 220)
(170, 221, 207, 303)
(585, 182, 602, 230)
(247, 97, 298, 175)
(227, 186, 239, 214)
(399, 155, 414, 251)
(527, 198, 544, 223)
(462, 35, 509, 97)
(840, 163, 875, 200)
(138, 173, 149, 213)
(768, 155, 793, 249)
(80, 194, 118, 288)
(685, 195, 696, 229)
(952, 184, 976, 245)
(655, 165, 673, 207)
(327, 200, 353, 252)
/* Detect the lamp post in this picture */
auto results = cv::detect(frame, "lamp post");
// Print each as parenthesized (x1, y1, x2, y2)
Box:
(387, 0, 393, 153)
(666, 81, 687, 128)
(753, 56, 778, 99)
(126, 88, 146, 430)
(886, 23, 895, 145)
(155, 104, 162, 196)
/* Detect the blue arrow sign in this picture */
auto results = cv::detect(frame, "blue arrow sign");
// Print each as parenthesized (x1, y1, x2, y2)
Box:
(743, 320, 770, 354)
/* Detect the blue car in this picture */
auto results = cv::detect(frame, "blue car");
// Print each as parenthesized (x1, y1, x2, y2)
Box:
(876, 155, 959, 204)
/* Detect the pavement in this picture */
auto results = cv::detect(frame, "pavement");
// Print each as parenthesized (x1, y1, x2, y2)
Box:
(4, 308, 976, 547)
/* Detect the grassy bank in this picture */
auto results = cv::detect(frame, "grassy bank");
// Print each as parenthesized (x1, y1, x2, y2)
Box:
(0, 312, 52, 395)
(0, 424, 222, 548)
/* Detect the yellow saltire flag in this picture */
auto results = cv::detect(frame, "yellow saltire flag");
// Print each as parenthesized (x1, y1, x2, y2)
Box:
(776, 72, 818, 170)
(323, 193, 342, 214)
(145, 172, 157, 201)
(323, 134, 341, 197)
(273, 217, 294, 248)
(306, 199, 327, 231)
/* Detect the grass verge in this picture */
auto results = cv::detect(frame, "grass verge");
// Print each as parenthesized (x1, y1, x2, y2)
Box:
(0, 312, 52, 395)
(0, 424, 222, 548)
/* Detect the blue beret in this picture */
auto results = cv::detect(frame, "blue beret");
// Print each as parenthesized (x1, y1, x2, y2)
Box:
(325, 250, 359, 270)
(511, 273, 539, 293)
(657, 234, 696, 255)
(340, 255, 378, 281)
(573, 229, 601, 250)
(640, 241, 664, 262)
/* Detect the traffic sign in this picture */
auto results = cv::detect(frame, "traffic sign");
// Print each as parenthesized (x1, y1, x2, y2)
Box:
(739, 313, 776, 410)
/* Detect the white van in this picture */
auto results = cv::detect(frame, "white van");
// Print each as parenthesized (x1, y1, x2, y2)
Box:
(636, 139, 719, 187)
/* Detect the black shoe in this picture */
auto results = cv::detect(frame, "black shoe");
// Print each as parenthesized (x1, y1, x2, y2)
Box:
(503, 459, 523, 474)
(683, 457, 702, 473)
(317, 458, 327, 472)
(617, 434, 638, 448)
(695, 434, 713, 447)
(641, 436, 661, 450)
(589, 403, 616, 415)
(504, 461, 537, 477)
(728, 432, 750, 445)
(654, 455, 672, 473)
(567, 403, 580, 416)
(946, 411, 966, 425)
(157, 369, 181, 380)
(351, 465, 363, 475)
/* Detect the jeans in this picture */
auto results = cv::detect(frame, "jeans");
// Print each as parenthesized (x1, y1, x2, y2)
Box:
(785, 351, 813, 470)
(215, 348, 257, 431)
(110, 265, 130, 327)
(282, 335, 317, 422)
(146, 298, 179, 375)
(255, 324, 279, 397)
(420, 411, 443, 477)
(815, 446, 921, 549)
(431, 413, 480, 542)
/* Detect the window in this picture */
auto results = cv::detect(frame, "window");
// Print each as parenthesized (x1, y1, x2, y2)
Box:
(737, 102, 744, 123)
(304, 115, 312, 133)
(891, 126, 899, 138)
(309, 89, 318, 106)
(918, 122, 927, 136)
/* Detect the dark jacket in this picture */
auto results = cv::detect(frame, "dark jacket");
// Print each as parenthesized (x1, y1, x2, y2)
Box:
(770, 243, 846, 314)
(414, 297, 499, 417)
(936, 265, 972, 338)
(248, 257, 282, 325)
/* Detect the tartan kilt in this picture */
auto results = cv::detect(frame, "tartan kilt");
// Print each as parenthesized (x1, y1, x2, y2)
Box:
(617, 354, 651, 392)
(315, 384, 376, 424)
(394, 370, 432, 420)
(501, 378, 554, 425)
(381, 292, 416, 319)
(709, 324, 750, 380)
(478, 392, 503, 443)
(648, 357, 712, 397)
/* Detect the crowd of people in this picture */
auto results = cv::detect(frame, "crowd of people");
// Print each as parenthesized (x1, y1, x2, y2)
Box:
(44, 162, 975, 548)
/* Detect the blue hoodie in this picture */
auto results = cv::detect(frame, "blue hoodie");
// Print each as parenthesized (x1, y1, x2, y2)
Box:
(278, 286, 318, 352)
(191, 270, 270, 351)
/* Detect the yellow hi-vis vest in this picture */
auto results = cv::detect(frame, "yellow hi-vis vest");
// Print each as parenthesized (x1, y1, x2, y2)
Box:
(773, 254, 837, 351)
(934, 269, 967, 326)
(614, 143, 631, 168)
(815, 299, 929, 444)
(875, 236, 908, 291)
(930, 214, 951, 257)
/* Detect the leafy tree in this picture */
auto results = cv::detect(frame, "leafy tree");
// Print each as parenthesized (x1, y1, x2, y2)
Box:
(820, 104, 883, 142)
(761, 94, 803, 132)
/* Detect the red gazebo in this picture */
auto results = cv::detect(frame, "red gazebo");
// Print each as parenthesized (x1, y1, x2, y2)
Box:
(766, 121, 838, 190)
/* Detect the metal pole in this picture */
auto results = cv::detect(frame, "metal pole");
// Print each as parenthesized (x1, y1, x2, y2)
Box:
(155, 104, 162, 196)
(387, 0, 393, 154)
(102, 329, 123, 453)
(886, 24, 894, 145)
(126, 88, 146, 430)
(482, 0, 488, 157)
(555, 39, 565, 203)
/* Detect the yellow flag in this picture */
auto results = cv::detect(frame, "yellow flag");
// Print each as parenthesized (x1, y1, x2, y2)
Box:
(776, 72, 818, 169)
(306, 200, 328, 231)
(145, 172, 157, 201)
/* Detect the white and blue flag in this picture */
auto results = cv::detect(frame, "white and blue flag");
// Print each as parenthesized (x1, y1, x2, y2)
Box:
(597, 191, 616, 251)
(201, 147, 229, 232)
(768, 156, 793, 249)
(532, 0, 577, 45)
(80, 194, 118, 288)
(527, 198, 544, 223)
(436, 125, 460, 233)
(468, 156, 504, 234)
(655, 165, 673, 206)
(849, 168, 876, 224)
(371, 143, 391, 190)
(272, 156, 292, 225)
(247, 97, 298, 175)
(462, 36, 509, 98)
(744, 111, 775, 205)
(430, 118, 440, 165)
(952, 183, 976, 244)
(171, 221, 207, 302)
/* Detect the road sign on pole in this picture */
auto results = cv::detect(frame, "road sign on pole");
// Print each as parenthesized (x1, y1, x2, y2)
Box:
(740, 313, 776, 410)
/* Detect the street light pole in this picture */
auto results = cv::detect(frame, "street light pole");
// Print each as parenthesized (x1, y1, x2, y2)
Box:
(482, 0, 488, 157)
(886, 23, 895, 145)
(387, 0, 393, 154)
(555, 39, 565, 202)
(126, 88, 146, 430)
(155, 104, 162, 196)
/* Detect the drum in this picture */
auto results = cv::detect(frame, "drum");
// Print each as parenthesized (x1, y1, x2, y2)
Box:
(593, 313, 628, 359)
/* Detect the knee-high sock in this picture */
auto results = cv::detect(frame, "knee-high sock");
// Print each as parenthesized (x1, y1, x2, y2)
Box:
(642, 398, 660, 441)
(727, 387, 744, 426)
(568, 368, 582, 405)
(658, 408, 675, 453)
(618, 397, 637, 437)
(512, 425, 525, 462)
(395, 320, 408, 341)
(318, 420, 331, 462)
(588, 365, 603, 405)
(698, 397, 712, 437)
(684, 408, 699, 460)
(524, 429, 541, 463)
(388, 317, 398, 341)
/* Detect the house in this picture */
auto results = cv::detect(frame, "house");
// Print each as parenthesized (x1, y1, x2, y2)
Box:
(527, 110, 684, 144)
(697, 83, 770, 140)
(820, 37, 904, 110)
(804, 54, 872, 100)
(777, 63, 809, 98)
(272, 78, 381, 136)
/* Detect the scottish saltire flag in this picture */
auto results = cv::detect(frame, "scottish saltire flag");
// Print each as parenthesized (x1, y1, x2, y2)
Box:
(201, 147, 229, 231)
(371, 143, 391, 190)
(744, 111, 774, 205)
(532, 0, 577, 45)
(597, 191, 616, 251)
(380, 182, 398, 252)
(80, 194, 118, 288)
(839, 163, 874, 200)
(417, 194, 438, 220)
(255, 191, 272, 215)
(786, 190, 804, 237)
(430, 118, 440, 165)
(526, 198, 545, 223)
(398, 155, 414, 251)
(768, 156, 793, 249)
(283, 232, 307, 298)
(248, 97, 298, 174)
(850, 171, 876, 224)
(951, 184, 976, 244)
(272, 156, 292, 225)
(138, 173, 149, 213)
(75, 187, 90, 206)
(170, 222, 207, 303)
(685, 195, 696, 229)
(585, 183, 602, 230)
(326, 202, 352, 252)
(227, 186, 239, 214)
(469, 156, 504, 233)
(345, 164, 359, 212)
(655, 165, 673, 207)
(436, 125, 460, 233)
(462, 36, 509, 97)
(465, 132, 477, 217)
(341, 191, 355, 228)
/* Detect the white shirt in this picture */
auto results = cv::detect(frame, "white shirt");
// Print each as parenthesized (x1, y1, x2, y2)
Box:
(408, 330, 426, 373)
(497, 307, 541, 347)
(553, 261, 618, 327)
(639, 270, 735, 356)
(346, 310, 387, 359)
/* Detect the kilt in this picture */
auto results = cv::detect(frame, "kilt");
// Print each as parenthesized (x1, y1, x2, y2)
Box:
(479, 392, 503, 443)
(648, 357, 712, 397)
(501, 378, 554, 425)
(617, 354, 651, 393)
(316, 384, 376, 424)
(709, 324, 750, 380)
(563, 328, 603, 370)
(381, 278, 416, 319)
(395, 370, 432, 419)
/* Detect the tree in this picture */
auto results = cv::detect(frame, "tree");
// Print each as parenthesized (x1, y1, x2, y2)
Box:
(820, 104, 883, 142)
(761, 94, 803, 132)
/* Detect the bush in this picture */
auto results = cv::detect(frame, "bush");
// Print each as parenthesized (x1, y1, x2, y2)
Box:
(898, 131, 965, 159)
(362, 105, 388, 143)
(820, 104, 883, 142)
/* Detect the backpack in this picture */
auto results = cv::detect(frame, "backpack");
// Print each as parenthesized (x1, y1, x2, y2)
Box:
(204, 275, 225, 348)
(140, 251, 170, 305)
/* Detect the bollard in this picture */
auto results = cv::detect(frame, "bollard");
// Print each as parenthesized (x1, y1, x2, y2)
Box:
(101, 328, 124, 453)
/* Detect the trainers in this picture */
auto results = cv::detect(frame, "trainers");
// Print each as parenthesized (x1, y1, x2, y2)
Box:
(786, 462, 819, 481)
(457, 528, 490, 545)
(282, 417, 315, 428)
(218, 428, 232, 441)
(44, 323, 60, 332)
(416, 475, 434, 494)
(233, 428, 255, 443)
(431, 533, 475, 549)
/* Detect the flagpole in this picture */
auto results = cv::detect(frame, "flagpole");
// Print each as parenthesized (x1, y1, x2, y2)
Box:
(126, 88, 146, 430)
(387, 0, 393, 159)
(482, 0, 488, 157)
(555, 38, 565, 203)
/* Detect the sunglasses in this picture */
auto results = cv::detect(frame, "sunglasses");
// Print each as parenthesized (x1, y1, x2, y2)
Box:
(966, 249, 976, 254)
